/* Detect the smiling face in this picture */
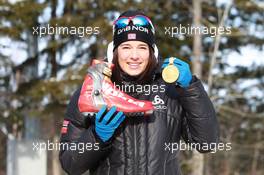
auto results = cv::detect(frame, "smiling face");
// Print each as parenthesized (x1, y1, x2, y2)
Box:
(117, 41, 150, 76)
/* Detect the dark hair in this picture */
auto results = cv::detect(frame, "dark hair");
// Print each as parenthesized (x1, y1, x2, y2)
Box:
(111, 46, 158, 85)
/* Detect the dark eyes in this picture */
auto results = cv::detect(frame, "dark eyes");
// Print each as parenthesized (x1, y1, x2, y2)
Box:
(139, 46, 148, 50)
(121, 46, 148, 50)
(121, 46, 130, 49)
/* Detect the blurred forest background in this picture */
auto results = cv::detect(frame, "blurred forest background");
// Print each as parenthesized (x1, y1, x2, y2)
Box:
(0, 0, 263, 175)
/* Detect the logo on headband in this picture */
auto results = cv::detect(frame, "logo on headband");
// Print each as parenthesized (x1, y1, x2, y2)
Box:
(117, 25, 149, 35)
(128, 33, 136, 39)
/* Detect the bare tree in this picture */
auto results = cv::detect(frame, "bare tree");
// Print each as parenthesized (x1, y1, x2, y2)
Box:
(190, 0, 204, 175)
(207, 0, 233, 96)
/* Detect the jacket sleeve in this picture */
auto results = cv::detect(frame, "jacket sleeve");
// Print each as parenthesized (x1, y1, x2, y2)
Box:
(177, 76, 219, 153)
(59, 87, 112, 175)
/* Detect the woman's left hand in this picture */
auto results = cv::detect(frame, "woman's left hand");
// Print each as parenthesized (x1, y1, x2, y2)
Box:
(162, 57, 192, 88)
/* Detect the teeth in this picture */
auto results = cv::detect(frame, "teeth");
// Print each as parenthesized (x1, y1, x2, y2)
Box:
(128, 63, 140, 69)
(129, 63, 140, 65)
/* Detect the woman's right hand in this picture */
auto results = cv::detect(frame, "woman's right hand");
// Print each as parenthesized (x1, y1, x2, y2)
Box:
(95, 105, 126, 142)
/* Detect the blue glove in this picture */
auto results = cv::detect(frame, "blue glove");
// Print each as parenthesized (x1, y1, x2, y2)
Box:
(95, 105, 126, 142)
(162, 57, 192, 88)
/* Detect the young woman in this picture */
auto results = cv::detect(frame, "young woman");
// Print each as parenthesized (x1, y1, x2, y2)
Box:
(59, 10, 219, 175)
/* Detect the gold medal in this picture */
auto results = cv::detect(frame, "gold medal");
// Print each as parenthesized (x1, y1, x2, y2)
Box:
(162, 57, 179, 83)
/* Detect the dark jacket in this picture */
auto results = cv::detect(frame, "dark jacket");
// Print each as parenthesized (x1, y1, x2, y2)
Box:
(59, 74, 219, 175)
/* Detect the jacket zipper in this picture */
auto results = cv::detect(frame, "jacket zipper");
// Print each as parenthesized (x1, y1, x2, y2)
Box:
(133, 123, 138, 175)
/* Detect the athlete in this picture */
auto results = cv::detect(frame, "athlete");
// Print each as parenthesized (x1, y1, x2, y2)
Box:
(59, 10, 219, 175)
